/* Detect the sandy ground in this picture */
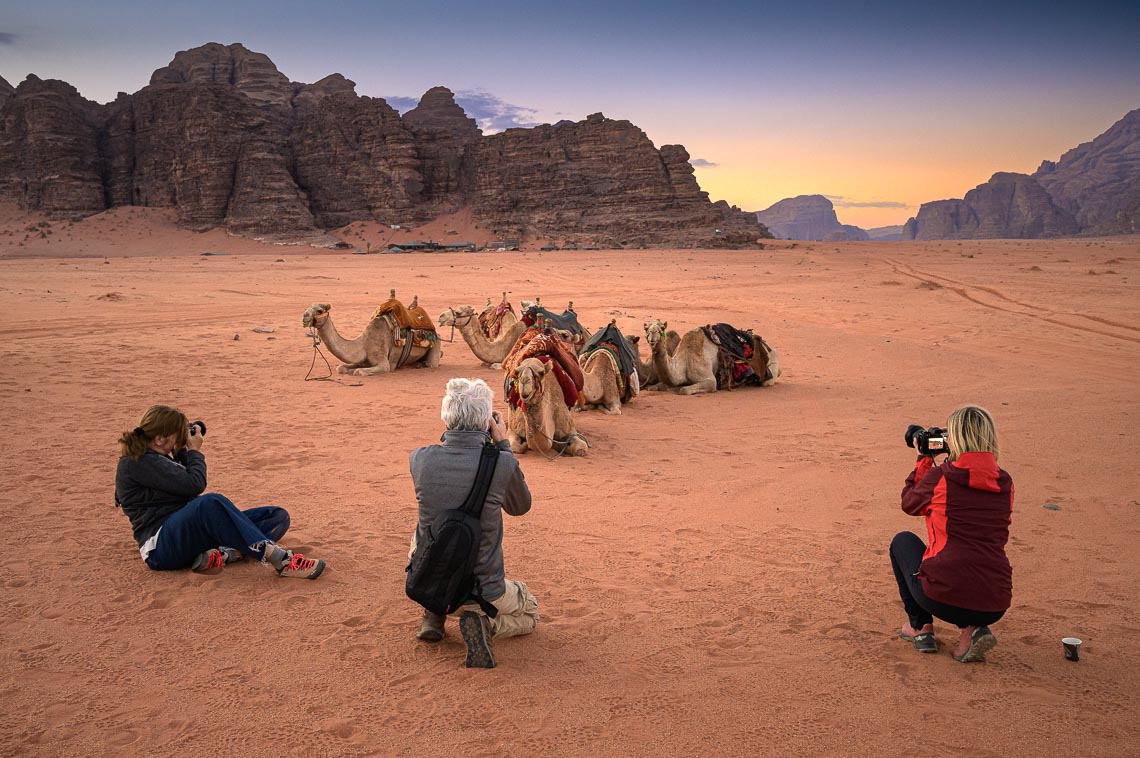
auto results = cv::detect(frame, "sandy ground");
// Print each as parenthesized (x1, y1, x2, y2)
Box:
(1, 218, 1138, 755)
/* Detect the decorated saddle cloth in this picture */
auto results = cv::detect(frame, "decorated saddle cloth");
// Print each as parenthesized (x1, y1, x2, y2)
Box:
(478, 299, 515, 339)
(521, 305, 586, 343)
(502, 327, 584, 410)
(372, 296, 437, 348)
(579, 323, 640, 401)
(700, 323, 772, 390)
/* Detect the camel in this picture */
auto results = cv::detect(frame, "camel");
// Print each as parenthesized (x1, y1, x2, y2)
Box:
(506, 357, 589, 457)
(576, 321, 641, 414)
(438, 305, 529, 368)
(644, 319, 780, 395)
(301, 299, 441, 375)
(477, 293, 519, 339)
(628, 330, 679, 390)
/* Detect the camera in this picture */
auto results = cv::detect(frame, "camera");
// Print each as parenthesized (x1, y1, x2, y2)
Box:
(905, 424, 947, 457)
(188, 420, 207, 437)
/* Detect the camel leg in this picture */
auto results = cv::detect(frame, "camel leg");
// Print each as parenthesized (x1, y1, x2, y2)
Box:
(602, 401, 622, 415)
(422, 341, 442, 368)
(336, 362, 366, 374)
(672, 378, 717, 395)
(352, 363, 392, 376)
(508, 431, 528, 455)
(565, 437, 589, 456)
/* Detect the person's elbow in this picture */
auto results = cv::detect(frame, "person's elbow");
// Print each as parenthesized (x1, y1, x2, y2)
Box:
(504, 487, 532, 516)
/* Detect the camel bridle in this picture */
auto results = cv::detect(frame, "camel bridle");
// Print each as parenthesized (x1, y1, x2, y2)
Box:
(441, 307, 475, 344)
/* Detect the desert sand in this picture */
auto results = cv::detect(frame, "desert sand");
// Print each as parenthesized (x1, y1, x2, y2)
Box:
(1, 209, 1138, 755)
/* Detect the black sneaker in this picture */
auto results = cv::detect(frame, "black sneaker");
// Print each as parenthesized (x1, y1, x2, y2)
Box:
(459, 611, 496, 669)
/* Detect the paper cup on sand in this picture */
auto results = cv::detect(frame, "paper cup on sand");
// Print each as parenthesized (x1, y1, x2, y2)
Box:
(1062, 637, 1082, 661)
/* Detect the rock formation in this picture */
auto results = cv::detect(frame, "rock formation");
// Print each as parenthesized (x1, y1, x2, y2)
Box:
(471, 114, 763, 246)
(865, 225, 904, 241)
(903, 109, 1139, 239)
(0, 42, 767, 247)
(754, 194, 869, 241)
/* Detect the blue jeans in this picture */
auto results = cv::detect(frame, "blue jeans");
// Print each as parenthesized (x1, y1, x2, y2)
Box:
(145, 493, 290, 571)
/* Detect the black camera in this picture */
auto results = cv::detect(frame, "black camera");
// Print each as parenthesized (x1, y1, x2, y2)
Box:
(188, 420, 207, 437)
(905, 424, 947, 457)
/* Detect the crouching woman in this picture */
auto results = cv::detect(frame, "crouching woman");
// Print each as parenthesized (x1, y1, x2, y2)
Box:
(115, 405, 325, 579)
(890, 405, 1013, 662)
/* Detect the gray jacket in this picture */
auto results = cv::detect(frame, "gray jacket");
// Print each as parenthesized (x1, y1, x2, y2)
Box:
(409, 430, 531, 601)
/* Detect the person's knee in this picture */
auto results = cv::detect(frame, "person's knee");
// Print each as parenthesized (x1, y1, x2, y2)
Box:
(891, 530, 922, 555)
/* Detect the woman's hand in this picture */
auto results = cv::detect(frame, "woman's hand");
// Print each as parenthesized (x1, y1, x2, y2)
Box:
(186, 430, 204, 452)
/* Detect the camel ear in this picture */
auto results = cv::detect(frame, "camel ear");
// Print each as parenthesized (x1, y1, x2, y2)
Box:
(321, 303, 331, 311)
(630, 335, 640, 344)
(543, 361, 553, 374)
(663, 321, 668, 329)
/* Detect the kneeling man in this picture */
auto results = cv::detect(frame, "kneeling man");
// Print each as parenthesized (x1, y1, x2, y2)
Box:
(409, 378, 538, 668)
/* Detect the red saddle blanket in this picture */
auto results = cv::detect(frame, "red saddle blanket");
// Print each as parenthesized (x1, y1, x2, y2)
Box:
(502, 327, 583, 409)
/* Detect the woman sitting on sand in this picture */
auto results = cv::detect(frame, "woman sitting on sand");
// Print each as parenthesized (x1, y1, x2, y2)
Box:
(114, 405, 325, 579)
(889, 405, 1012, 662)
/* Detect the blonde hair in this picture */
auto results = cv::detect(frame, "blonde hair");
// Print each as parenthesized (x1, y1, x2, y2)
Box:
(118, 405, 188, 460)
(947, 405, 999, 461)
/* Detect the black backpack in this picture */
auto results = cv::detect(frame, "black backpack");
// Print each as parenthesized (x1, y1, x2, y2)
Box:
(405, 443, 500, 618)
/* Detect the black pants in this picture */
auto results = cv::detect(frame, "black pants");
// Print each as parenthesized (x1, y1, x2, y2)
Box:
(889, 531, 1006, 630)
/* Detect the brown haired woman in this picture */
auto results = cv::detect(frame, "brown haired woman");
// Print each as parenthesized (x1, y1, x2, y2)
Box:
(115, 405, 326, 579)
(890, 405, 1013, 662)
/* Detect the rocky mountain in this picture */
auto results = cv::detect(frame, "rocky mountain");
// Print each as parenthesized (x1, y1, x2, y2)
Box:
(0, 42, 767, 247)
(754, 195, 869, 241)
(865, 225, 904, 241)
(902, 108, 1140, 240)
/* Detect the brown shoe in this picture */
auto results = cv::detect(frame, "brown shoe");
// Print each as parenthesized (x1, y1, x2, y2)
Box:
(417, 610, 445, 642)
(459, 611, 496, 669)
(275, 551, 326, 579)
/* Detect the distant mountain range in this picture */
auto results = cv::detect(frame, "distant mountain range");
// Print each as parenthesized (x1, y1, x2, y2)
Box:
(903, 108, 1140, 240)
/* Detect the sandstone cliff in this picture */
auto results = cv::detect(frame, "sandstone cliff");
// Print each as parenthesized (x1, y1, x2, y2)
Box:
(754, 195, 869, 241)
(903, 109, 1139, 239)
(0, 42, 766, 247)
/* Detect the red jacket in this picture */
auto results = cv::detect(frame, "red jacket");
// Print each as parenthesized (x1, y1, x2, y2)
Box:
(901, 452, 1013, 612)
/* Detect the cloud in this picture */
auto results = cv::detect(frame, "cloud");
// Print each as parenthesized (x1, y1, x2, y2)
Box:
(382, 89, 541, 133)
(689, 158, 719, 168)
(0, 32, 18, 45)
(826, 194, 910, 209)
(454, 90, 541, 132)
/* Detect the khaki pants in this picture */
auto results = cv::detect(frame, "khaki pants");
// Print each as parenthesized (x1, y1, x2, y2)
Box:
(409, 534, 539, 638)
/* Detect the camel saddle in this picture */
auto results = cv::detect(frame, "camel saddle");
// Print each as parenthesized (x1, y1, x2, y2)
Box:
(700, 323, 771, 390)
(372, 295, 437, 349)
(478, 298, 515, 339)
(521, 304, 586, 342)
(579, 323, 640, 402)
(502, 326, 584, 410)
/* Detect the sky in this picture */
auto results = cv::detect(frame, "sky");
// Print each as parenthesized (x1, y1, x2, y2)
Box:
(2, 0, 1138, 228)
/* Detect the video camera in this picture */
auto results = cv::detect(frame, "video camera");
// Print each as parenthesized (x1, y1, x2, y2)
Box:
(905, 424, 947, 457)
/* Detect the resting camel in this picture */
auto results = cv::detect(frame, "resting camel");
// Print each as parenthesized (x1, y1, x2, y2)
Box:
(628, 331, 679, 390)
(576, 321, 641, 414)
(438, 305, 529, 368)
(301, 300, 440, 375)
(644, 319, 780, 395)
(507, 357, 589, 457)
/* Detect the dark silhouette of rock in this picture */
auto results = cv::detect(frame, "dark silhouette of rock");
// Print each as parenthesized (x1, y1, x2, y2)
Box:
(866, 225, 904, 241)
(903, 109, 1139, 239)
(755, 195, 869, 240)
(0, 43, 767, 247)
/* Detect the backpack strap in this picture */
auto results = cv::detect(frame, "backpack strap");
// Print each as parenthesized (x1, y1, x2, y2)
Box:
(459, 443, 500, 517)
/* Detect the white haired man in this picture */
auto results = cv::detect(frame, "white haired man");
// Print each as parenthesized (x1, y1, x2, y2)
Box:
(408, 377, 538, 668)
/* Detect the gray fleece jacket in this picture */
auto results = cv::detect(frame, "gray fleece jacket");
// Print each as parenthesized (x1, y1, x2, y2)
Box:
(409, 430, 531, 601)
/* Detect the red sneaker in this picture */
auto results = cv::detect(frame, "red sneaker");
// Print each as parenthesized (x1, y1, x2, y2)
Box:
(276, 552, 326, 579)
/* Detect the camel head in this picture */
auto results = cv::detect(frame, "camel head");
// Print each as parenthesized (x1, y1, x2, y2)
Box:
(302, 303, 332, 328)
(514, 357, 550, 404)
(438, 305, 476, 327)
(644, 319, 669, 349)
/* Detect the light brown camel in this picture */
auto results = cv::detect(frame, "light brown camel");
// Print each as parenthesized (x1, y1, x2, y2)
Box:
(577, 349, 624, 414)
(438, 305, 529, 368)
(301, 301, 441, 375)
(643, 319, 780, 395)
(628, 330, 679, 390)
(506, 357, 589, 457)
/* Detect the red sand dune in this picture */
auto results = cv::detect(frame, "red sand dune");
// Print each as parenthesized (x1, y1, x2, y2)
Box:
(1, 211, 1138, 754)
